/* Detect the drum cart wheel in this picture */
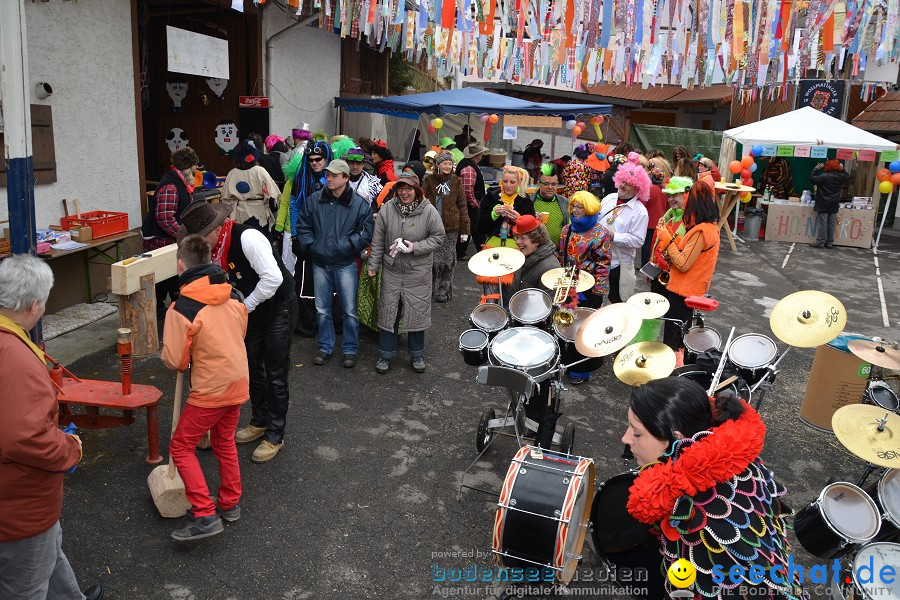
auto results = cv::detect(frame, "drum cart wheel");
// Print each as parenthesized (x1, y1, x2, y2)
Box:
(476, 408, 497, 452)
(558, 423, 576, 455)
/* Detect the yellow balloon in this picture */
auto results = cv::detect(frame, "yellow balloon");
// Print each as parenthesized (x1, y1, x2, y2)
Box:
(432, 118, 443, 130)
(741, 192, 752, 203)
(879, 180, 894, 194)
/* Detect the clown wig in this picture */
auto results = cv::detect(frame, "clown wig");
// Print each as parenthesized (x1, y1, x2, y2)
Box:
(573, 143, 595, 161)
(330, 136, 357, 161)
(612, 161, 652, 203)
(569, 191, 601, 216)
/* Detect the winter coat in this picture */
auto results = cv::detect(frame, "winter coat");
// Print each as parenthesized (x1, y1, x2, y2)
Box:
(422, 172, 470, 234)
(368, 198, 446, 332)
(476, 190, 536, 241)
(558, 220, 613, 296)
(810, 166, 851, 214)
(511, 241, 561, 294)
(298, 185, 374, 271)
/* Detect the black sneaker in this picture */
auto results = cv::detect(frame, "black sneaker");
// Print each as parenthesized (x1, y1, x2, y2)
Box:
(218, 504, 241, 523)
(171, 513, 224, 541)
(83, 584, 104, 600)
(342, 354, 356, 368)
(313, 351, 333, 365)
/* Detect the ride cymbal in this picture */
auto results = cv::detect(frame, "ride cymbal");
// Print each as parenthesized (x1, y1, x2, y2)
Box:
(848, 340, 900, 371)
(614, 342, 677, 386)
(541, 268, 595, 294)
(832, 405, 900, 469)
(575, 303, 643, 358)
(769, 290, 846, 348)
(467, 247, 525, 278)
(626, 292, 670, 320)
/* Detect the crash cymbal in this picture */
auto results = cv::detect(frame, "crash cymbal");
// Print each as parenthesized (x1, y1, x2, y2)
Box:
(540, 268, 595, 294)
(575, 303, 643, 358)
(848, 340, 900, 371)
(626, 292, 670, 319)
(467, 246, 525, 278)
(832, 405, 900, 469)
(769, 290, 846, 348)
(614, 342, 677, 386)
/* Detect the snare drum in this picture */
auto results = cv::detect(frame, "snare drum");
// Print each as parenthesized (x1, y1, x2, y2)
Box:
(864, 469, 900, 542)
(459, 329, 489, 366)
(493, 446, 595, 585)
(683, 326, 721, 364)
(673, 366, 752, 403)
(508, 289, 553, 329)
(794, 482, 882, 559)
(832, 542, 900, 600)
(553, 308, 603, 372)
(590, 472, 666, 600)
(728, 333, 778, 385)
(863, 381, 900, 413)
(489, 327, 560, 379)
(470, 303, 508, 339)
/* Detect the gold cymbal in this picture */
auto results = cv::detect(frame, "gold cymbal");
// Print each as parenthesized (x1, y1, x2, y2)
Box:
(575, 303, 643, 358)
(614, 342, 677, 386)
(832, 404, 900, 469)
(769, 290, 846, 348)
(626, 292, 670, 319)
(467, 246, 525, 278)
(848, 340, 900, 371)
(540, 268, 595, 294)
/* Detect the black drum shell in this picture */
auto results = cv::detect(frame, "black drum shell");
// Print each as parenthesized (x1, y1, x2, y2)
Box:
(672, 366, 752, 403)
(459, 329, 489, 366)
(793, 501, 860, 559)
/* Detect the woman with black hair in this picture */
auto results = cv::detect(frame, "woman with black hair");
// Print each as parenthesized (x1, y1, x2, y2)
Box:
(622, 377, 804, 599)
(654, 182, 720, 351)
(371, 141, 398, 186)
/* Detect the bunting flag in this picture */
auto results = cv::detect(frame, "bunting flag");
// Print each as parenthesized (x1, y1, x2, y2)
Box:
(319, 0, 898, 89)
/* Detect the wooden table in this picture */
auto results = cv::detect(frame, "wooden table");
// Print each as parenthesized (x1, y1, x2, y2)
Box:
(40, 230, 140, 303)
(714, 183, 755, 251)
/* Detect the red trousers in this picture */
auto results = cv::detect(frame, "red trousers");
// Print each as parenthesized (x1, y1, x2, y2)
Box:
(169, 403, 242, 518)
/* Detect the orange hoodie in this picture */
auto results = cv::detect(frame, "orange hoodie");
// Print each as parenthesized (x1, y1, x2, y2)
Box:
(162, 265, 249, 409)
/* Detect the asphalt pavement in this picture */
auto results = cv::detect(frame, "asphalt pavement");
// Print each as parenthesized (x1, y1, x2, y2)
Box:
(55, 229, 900, 600)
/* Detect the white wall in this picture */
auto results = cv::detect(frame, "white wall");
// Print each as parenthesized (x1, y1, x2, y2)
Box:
(0, 0, 140, 231)
(263, 10, 341, 139)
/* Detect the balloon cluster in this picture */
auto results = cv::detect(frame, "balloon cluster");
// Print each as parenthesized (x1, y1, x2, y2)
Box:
(426, 117, 444, 134)
(877, 161, 900, 194)
(728, 154, 756, 187)
(564, 115, 605, 140)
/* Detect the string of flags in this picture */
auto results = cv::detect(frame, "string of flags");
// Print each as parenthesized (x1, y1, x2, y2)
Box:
(279, 0, 900, 90)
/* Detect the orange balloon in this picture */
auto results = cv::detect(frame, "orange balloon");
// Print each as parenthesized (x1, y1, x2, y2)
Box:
(597, 116, 605, 125)
(877, 168, 892, 182)
(572, 126, 583, 136)
(728, 160, 743, 174)
(489, 114, 499, 124)
(740, 155, 754, 168)
(892, 172, 900, 185)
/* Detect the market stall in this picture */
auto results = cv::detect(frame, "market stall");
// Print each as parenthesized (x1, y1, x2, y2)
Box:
(719, 107, 899, 249)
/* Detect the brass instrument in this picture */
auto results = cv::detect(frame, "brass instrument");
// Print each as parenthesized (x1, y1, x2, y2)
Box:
(552, 264, 579, 327)
(658, 270, 670, 287)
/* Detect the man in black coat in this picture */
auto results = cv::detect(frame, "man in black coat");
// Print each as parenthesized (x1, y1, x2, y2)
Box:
(809, 160, 850, 249)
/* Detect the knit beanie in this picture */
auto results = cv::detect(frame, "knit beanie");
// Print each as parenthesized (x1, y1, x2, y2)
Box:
(434, 151, 454, 166)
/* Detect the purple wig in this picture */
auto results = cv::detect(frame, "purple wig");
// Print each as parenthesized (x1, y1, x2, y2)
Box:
(612, 162, 651, 202)
(573, 143, 594, 161)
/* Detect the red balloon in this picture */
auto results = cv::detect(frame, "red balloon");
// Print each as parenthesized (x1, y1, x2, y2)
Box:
(892, 173, 900, 185)
(742, 177, 753, 187)
(728, 160, 743, 174)
(740, 155, 754, 168)
(877, 168, 892, 182)
(427, 125, 437, 134)
(740, 168, 752, 179)
(596, 116, 604, 125)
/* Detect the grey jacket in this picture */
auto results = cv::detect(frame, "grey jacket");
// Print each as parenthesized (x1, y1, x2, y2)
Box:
(369, 198, 446, 332)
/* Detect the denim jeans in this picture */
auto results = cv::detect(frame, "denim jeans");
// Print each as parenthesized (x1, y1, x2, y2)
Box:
(816, 211, 837, 246)
(313, 263, 360, 355)
(378, 298, 425, 359)
(0, 521, 85, 599)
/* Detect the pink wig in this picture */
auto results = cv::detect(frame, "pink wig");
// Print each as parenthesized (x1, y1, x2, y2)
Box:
(612, 162, 651, 202)
(265, 135, 284, 152)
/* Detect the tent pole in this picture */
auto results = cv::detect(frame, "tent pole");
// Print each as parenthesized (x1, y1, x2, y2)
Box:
(874, 188, 894, 252)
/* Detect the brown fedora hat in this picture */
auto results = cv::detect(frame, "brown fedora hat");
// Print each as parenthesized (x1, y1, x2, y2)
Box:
(177, 200, 230, 243)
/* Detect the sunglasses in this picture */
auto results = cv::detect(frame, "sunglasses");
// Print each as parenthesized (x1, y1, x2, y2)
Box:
(423, 158, 435, 165)
(346, 153, 365, 162)
(309, 156, 325, 163)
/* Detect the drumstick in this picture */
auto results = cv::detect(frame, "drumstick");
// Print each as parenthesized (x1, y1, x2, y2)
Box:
(715, 375, 738, 392)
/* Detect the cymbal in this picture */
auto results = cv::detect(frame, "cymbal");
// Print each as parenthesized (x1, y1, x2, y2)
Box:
(467, 246, 525, 278)
(540, 268, 595, 294)
(848, 340, 900, 371)
(626, 292, 670, 319)
(614, 342, 677, 386)
(769, 290, 846, 348)
(832, 404, 900, 469)
(575, 303, 643, 358)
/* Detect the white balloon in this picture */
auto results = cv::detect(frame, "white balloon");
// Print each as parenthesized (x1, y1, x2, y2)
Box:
(565, 120, 576, 130)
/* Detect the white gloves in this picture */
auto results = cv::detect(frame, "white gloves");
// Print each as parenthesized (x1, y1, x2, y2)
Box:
(396, 238, 413, 253)
(459, 234, 469, 243)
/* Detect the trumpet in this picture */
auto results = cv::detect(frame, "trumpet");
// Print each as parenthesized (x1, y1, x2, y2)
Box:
(552, 264, 579, 327)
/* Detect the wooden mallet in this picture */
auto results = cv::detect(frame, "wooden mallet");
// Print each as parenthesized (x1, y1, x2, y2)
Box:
(147, 370, 191, 518)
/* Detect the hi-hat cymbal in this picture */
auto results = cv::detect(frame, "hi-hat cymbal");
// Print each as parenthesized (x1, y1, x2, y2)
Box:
(626, 292, 670, 319)
(769, 290, 846, 348)
(614, 342, 676, 386)
(467, 247, 525, 278)
(832, 404, 900, 469)
(540, 268, 595, 293)
(575, 303, 643, 358)
(848, 340, 900, 371)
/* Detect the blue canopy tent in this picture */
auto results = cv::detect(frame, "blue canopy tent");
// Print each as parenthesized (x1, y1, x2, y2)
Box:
(334, 87, 613, 119)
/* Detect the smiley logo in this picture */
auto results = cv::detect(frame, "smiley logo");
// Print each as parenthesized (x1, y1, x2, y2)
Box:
(667, 559, 696, 589)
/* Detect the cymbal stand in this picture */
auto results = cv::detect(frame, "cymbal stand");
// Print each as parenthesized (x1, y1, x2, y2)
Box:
(748, 347, 792, 411)
(856, 414, 892, 487)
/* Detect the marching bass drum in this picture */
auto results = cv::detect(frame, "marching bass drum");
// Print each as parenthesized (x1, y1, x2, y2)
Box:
(493, 446, 595, 585)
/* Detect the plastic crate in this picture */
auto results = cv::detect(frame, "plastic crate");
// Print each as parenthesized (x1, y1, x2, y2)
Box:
(61, 211, 128, 238)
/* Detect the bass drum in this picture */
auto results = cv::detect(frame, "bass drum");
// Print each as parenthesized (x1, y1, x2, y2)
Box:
(672, 365, 752, 403)
(589, 472, 666, 600)
(493, 446, 595, 585)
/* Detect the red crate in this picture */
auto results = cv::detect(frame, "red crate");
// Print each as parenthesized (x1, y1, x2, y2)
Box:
(60, 211, 128, 238)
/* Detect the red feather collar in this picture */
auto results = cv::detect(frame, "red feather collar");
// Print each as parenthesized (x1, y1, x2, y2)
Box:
(627, 401, 765, 525)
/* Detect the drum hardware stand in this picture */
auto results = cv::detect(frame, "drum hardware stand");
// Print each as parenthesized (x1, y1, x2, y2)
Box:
(748, 347, 792, 411)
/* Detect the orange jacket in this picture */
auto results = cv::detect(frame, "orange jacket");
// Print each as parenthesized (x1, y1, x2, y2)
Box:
(162, 265, 249, 409)
(665, 222, 720, 298)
